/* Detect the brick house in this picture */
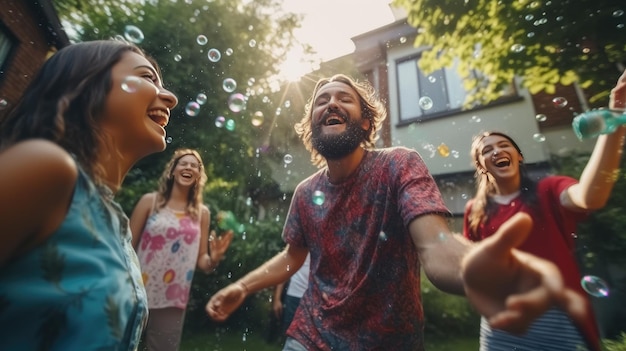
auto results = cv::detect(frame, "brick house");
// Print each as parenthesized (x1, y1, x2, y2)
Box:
(0, 0, 70, 122)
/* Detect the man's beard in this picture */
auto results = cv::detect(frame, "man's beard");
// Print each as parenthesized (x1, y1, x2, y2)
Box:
(311, 118, 368, 160)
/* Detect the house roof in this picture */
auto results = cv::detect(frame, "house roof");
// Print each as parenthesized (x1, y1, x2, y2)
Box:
(27, 1, 71, 48)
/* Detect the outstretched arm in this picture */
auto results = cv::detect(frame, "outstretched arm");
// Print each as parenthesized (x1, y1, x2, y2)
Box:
(564, 70, 626, 210)
(411, 212, 589, 334)
(206, 244, 308, 321)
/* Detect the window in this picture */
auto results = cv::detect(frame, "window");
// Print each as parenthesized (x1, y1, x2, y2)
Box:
(395, 53, 517, 123)
(396, 55, 468, 122)
(0, 24, 16, 79)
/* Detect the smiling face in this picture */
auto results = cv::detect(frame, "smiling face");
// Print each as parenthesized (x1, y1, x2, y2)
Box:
(310, 81, 371, 160)
(475, 134, 524, 190)
(101, 51, 178, 160)
(172, 154, 202, 188)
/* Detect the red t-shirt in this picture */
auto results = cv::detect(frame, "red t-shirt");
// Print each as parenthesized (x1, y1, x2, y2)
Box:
(463, 176, 600, 351)
(283, 147, 449, 351)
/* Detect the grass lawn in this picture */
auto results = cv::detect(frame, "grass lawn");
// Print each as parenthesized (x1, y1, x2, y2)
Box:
(179, 330, 479, 351)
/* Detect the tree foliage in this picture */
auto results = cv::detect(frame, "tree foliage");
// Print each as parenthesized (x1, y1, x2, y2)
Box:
(392, 0, 626, 106)
(53, 0, 303, 213)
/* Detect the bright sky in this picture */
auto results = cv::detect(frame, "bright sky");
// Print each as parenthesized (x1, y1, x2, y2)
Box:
(277, 0, 397, 80)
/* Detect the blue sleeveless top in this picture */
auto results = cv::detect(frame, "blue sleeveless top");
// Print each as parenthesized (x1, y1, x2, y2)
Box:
(0, 165, 148, 350)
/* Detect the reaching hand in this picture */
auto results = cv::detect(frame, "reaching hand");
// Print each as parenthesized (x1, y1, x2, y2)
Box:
(461, 212, 588, 334)
(206, 282, 247, 322)
(210, 229, 234, 260)
(610, 69, 626, 110)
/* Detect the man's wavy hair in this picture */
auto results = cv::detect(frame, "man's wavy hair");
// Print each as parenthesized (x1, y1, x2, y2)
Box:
(294, 74, 386, 168)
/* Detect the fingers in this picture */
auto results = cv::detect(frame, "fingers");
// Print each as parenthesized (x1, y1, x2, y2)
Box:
(555, 289, 589, 329)
(610, 69, 626, 110)
(488, 285, 550, 333)
(484, 212, 533, 253)
(206, 296, 228, 321)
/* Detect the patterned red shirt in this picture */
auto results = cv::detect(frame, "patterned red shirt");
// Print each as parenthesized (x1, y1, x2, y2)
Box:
(283, 147, 449, 351)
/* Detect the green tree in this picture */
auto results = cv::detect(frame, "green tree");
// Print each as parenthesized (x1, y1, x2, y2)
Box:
(53, 0, 303, 212)
(392, 0, 626, 106)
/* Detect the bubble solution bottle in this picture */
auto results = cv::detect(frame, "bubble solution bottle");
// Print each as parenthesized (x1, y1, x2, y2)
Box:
(216, 210, 244, 234)
(572, 108, 626, 140)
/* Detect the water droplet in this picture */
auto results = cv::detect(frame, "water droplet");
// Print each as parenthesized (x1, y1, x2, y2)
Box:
(428, 75, 437, 83)
(123, 25, 144, 43)
(228, 93, 247, 113)
(283, 154, 293, 164)
(535, 113, 547, 122)
(121, 76, 142, 93)
(613, 10, 624, 17)
(222, 78, 237, 93)
(581, 275, 610, 297)
(225, 48, 234, 56)
(185, 101, 200, 117)
(451, 150, 460, 158)
(419, 96, 433, 110)
(166, 136, 173, 144)
(379, 232, 388, 241)
(552, 96, 568, 108)
(0, 98, 7, 109)
(312, 190, 325, 205)
(437, 143, 451, 157)
(207, 48, 221, 62)
(246, 197, 252, 206)
(174, 54, 182, 62)
(248, 39, 257, 48)
(532, 133, 546, 142)
(470, 115, 482, 123)
(215, 116, 226, 128)
(196, 35, 208, 45)
(510, 44, 525, 53)
(196, 93, 207, 105)
(225, 119, 236, 131)
(251, 111, 264, 127)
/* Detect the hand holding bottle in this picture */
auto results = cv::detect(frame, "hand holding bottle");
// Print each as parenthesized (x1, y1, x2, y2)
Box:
(572, 109, 626, 140)
(572, 69, 626, 140)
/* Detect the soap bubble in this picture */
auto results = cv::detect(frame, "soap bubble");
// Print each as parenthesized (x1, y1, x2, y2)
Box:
(581, 275, 610, 298)
(123, 25, 144, 44)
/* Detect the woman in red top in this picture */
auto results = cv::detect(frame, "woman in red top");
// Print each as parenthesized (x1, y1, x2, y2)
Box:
(464, 70, 626, 351)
